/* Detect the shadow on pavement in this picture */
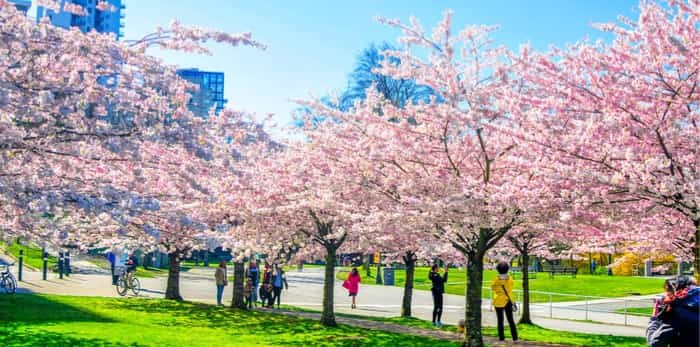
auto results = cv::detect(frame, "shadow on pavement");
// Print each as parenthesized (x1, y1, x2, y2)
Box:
(139, 288, 166, 295)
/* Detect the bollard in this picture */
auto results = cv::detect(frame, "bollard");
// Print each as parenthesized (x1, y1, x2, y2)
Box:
(42, 249, 48, 281)
(58, 252, 64, 279)
(18, 249, 23, 281)
(111, 258, 116, 285)
(65, 251, 70, 276)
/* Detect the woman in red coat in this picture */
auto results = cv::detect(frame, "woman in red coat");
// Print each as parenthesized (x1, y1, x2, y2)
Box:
(343, 267, 361, 309)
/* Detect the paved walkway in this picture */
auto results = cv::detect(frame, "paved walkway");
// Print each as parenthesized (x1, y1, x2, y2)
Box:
(8, 265, 647, 339)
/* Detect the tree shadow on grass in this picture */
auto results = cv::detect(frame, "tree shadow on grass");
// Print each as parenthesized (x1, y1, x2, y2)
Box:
(0, 293, 114, 324)
(0, 294, 138, 347)
(104, 298, 458, 346)
(0, 326, 141, 347)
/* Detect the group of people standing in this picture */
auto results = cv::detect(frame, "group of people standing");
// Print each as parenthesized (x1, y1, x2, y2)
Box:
(214, 260, 288, 308)
(429, 261, 518, 341)
(214, 256, 700, 347)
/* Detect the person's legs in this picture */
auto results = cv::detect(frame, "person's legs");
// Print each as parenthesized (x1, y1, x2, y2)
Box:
(431, 291, 439, 324)
(216, 285, 224, 305)
(505, 303, 518, 340)
(266, 287, 274, 308)
(495, 307, 505, 340)
(260, 287, 267, 306)
(252, 284, 259, 305)
(435, 293, 444, 324)
(273, 287, 282, 308)
(351, 294, 356, 308)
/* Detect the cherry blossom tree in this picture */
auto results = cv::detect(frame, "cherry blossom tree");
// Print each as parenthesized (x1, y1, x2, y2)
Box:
(242, 133, 377, 326)
(1, 0, 268, 301)
(299, 12, 558, 346)
(509, 0, 700, 282)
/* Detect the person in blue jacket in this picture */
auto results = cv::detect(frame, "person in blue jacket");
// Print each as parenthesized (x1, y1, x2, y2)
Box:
(646, 275, 699, 347)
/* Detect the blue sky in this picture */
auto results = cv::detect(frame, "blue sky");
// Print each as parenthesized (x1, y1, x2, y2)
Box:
(38, 1, 641, 136)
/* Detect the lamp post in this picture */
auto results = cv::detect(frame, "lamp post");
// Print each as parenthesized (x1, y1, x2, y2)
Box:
(65, 251, 70, 276)
(58, 251, 64, 279)
(42, 248, 48, 280)
(18, 249, 23, 281)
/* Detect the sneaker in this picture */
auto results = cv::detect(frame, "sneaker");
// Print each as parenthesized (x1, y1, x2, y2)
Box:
(432, 322, 437, 327)
(437, 322, 443, 328)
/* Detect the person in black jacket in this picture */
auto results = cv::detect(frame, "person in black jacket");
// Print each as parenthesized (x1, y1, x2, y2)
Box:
(646, 275, 699, 347)
(429, 263, 448, 327)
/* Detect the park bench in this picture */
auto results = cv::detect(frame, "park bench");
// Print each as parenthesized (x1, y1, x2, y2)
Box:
(510, 266, 537, 279)
(542, 265, 578, 278)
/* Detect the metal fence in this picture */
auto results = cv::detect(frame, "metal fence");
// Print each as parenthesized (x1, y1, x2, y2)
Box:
(481, 287, 654, 327)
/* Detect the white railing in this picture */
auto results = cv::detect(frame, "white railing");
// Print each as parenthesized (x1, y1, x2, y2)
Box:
(480, 286, 655, 327)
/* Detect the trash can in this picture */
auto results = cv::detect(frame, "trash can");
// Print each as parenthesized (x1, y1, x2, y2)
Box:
(383, 267, 394, 286)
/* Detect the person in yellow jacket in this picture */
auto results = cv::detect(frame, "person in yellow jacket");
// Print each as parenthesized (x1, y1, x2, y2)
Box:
(491, 261, 518, 342)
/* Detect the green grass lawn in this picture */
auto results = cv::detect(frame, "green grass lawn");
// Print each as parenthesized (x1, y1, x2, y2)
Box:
(0, 241, 58, 271)
(615, 307, 653, 316)
(337, 267, 664, 302)
(182, 259, 211, 267)
(0, 294, 458, 347)
(284, 263, 326, 272)
(88, 256, 168, 278)
(280, 306, 646, 347)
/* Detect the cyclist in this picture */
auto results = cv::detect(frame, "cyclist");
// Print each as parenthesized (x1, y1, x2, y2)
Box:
(125, 253, 138, 281)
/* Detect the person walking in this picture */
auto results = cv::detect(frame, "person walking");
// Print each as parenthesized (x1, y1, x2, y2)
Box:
(269, 264, 288, 309)
(246, 261, 260, 307)
(647, 275, 699, 347)
(243, 276, 253, 309)
(343, 267, 361, 309)
(107, 251, 117, 285)
(214, 260, 228, 306)
(429, 263, 448, 327)
(491, 261, 518, 342)
(260, 262, 272, 307)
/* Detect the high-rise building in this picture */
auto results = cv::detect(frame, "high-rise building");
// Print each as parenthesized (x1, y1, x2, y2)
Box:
(8, 0, 31, 14)
(36, 0, 125, 40)
(176, 68, 227, 118)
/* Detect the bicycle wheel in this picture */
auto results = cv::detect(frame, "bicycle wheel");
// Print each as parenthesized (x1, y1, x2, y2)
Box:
(2, 277, 15, 294)
(116, 277, 128, 296)
(8, 273, 17, 293)
(130, 277, 140, 296)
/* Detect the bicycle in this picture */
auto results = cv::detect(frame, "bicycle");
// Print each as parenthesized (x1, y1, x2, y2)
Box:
(115, 266, 140, 296)
(1, 263, 17, 294)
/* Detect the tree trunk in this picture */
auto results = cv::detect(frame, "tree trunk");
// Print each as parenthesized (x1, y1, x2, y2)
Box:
(375, 262, 383, 285)
(230, 261, 246, 309)
(165, 252, 183, 301)
(694, 219, 700, 284)
(463, 253, 485, 347)
(321, 245, 337, 326)
(519, 249, 532, 324)
(401, 251, 416, 317)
